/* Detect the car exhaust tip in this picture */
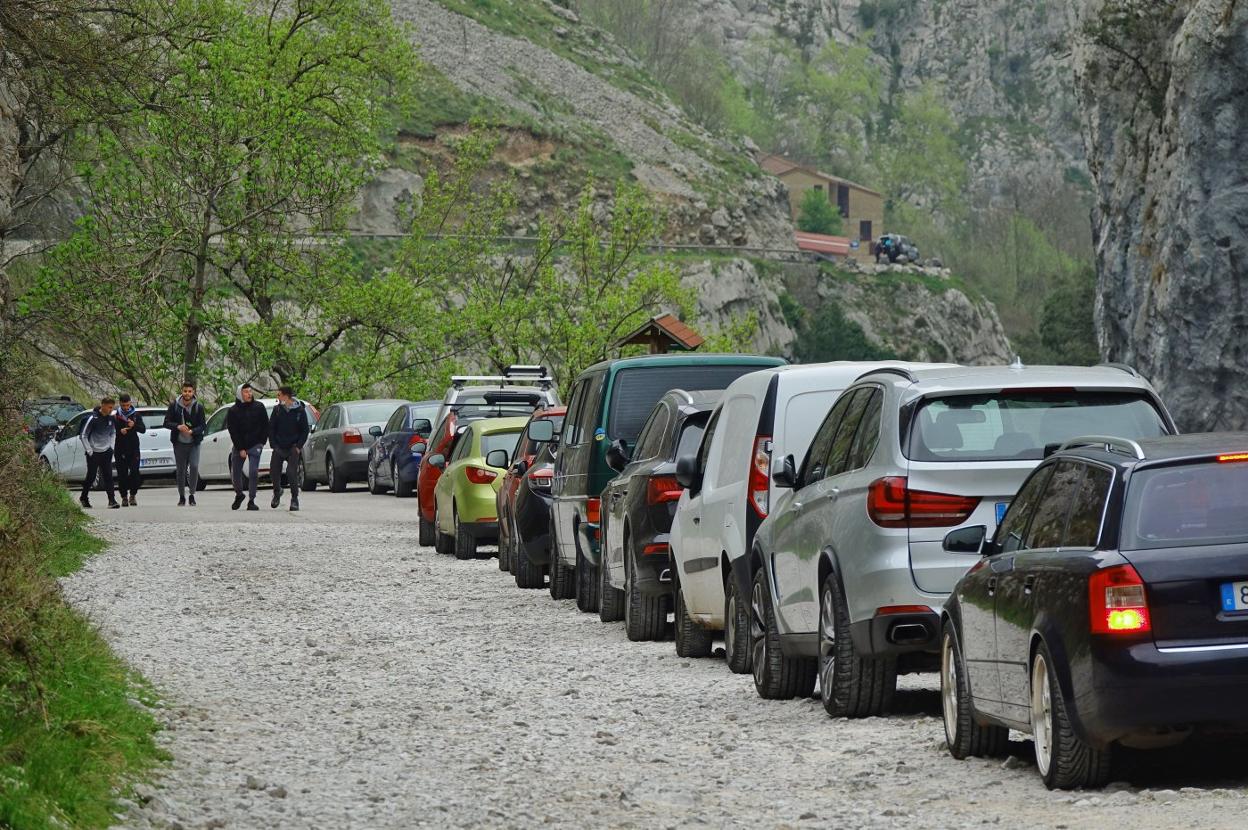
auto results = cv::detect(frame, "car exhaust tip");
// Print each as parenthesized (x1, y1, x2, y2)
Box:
(888, 622, 930, 646)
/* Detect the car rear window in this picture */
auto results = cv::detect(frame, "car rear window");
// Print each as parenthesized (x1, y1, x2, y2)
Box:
(907, 391, 1168, 462)
(607, 365, 768, 443)
(345, 403, 402, 424)
(482, 430, 522, 458)
(1121, 462, 1248, 550)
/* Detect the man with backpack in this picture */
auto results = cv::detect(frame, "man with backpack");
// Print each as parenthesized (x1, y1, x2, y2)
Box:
(269, 386, 309, 512)
(80, 397, 120, 510)
(227, 383, 269, 511)
(163, 381, 207, 506)
(113, 393, 146, 506)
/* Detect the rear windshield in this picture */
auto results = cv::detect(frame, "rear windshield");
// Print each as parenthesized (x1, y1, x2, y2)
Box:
(1122, 462, 1248, 550)
(482, 430, 522, 458)
(345, 403, 402, 424)
(673, 419, 707, 460)
(457, 404, 538, 420)
(607, 365, 768, 443)
(907, 391, 1168, 462)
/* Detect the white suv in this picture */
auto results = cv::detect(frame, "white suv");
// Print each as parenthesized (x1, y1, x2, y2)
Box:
(669, 362, 950, 667)
(749, 363, 1177, 715)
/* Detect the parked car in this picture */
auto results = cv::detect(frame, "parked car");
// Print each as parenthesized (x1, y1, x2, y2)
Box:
(598, 389, 720, 640)
(198, 398, 320, 489)
(304, 399, 406, 492)
(39, 407, 176, 482)
(509, 441, 559, 591)
(551, 353, 786, 612)
(23, 395, 87, 451)
(496, 406, 566, 579)
(428, 416, 528, 559)
(748, 363, 1177, 716)
(941, 433, 1248, 789)
(366, 400, 439, 496)
(669, 362, 948, 664)
(417, 371, 560, 547)
(873, 233, 919, 264)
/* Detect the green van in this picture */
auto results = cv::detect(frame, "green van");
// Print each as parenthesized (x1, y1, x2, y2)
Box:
(550, 353, 786, 612)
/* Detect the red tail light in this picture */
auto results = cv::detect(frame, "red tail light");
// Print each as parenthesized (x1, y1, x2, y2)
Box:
(1089, 564, 1151, 634)
(407, 434, 425, 450)
(867, 476, 980, 528)
(586, 497, 601, 525)
(342, 428, 363, 444)
(1217, 452, 1248, 463)
(748, 435, 772, 518)
(646, 475, 683, 505)
(528, 467, 553, 490)
(642, 542, 669, 556)
(465, 466, 498, 485)
(875, 605, 932, 616)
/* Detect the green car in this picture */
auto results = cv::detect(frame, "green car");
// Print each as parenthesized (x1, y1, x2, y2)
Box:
(428, 416, 528, 560)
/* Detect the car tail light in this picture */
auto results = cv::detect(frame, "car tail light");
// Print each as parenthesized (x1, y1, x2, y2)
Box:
(465, 466, 498, 485)
(748, 435, 772, 518)
(642, 542, 669, 556)
(1089, 564, 1151, 634)
(875, 605, 932, 616)
(586, 497, 601, 525)
(867, 476, 981, 528)
(528, 468, 553, 490)
(646, 475, 683, 505)
(407, 434, 425, 449)
(1217, 452, 1248, 463)
(342, 428, 363, 444)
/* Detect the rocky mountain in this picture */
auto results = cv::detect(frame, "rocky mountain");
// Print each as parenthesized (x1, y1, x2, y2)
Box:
(1075, 0, 1247, 431)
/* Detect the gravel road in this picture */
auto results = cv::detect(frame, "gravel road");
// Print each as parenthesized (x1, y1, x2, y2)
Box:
(62, 486, 1248, 829)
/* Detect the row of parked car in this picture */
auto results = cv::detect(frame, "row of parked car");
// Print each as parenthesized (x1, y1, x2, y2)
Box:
(399, 354, 1248, 791)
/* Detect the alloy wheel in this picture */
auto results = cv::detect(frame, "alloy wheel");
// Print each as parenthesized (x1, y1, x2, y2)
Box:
(941, 632, 959, 746)
(326, 455, 335, 490)
(1031, 653, 1054, 776)
(818, 585, 837, 704)
(367, 463, 376, 491)
(725, 592, 740, 663)
(391, 462, 399, 494)
(750, 578, 768, 688)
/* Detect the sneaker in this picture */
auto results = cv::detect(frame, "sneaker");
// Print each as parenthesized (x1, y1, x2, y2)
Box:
(188, 496, 197, 507)
(289, 500, 300, 512)
(130, 494, 138, 507)
(178, 496, 186, 507)
(80, 497, 92, 509)
(271, 494, 281, 509)
(246, 500, 259, 511)
(108, 501, 120, 509)
(232, 493, 245, 511)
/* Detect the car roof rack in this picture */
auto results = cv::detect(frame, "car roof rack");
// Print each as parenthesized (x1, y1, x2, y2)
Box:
(1058, 435, 1146, 460)
(451, 367, 555, 390)
(853, 366, 915, 384)
(1095, 362, 1141, 378)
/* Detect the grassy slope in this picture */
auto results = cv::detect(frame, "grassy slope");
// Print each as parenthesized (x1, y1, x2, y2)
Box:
(0, 477, 163, 830)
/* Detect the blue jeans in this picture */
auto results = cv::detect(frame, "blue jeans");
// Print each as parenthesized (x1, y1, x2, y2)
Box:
(231, 444, 263, 501)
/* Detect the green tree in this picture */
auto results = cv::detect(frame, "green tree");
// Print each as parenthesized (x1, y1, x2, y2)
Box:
(796, 188, 844, 235)
(791, 300, 895, 363)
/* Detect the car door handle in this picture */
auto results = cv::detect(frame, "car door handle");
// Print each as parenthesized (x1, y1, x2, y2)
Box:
(987, 577, 997, 596)
(692, 516, 700, 525)
(1023, 575, 1037, 594)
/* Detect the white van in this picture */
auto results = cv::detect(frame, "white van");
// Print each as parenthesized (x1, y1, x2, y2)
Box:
(669, 361, 954, 667)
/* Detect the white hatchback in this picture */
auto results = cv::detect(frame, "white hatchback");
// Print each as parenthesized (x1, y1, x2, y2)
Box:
(197, 399, 317, 486)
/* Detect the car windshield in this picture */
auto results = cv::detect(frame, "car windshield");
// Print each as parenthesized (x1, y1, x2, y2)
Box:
(345, 402, 402, 424)
(674, 419, 707, 459)
(1122, 461, 1248, 550)
(607, 365, 770, 443)
(907, 391, 1169, 462)
(456, 404, 536, 420)
(481, 430, 522, 458)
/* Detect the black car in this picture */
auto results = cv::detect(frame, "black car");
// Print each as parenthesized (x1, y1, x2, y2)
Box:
(598, 390, 720, 638)
(366, 400, 439, 497)
(510, 439, 558, 589)
(23, 395, 87, 451)
(940, 432, 1248, 789)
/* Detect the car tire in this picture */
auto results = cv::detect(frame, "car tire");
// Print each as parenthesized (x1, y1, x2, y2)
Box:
(498, 523, 511, 573)
(367, 460, 386, 495)
(818, 573, 896, 718)
(298, 460, 316, 491)
(942, 624, 1009, 760)
(418, 514, 436, 547)
(548, 521, 576, 600)
(724, 574, 753, 675)
(434, 504, 453, 555)
(453, 509, 476, 561)
(513, 529, 545, 590)
(624, 545, 668, 641)
(574, 545, 599, 613)
(673, 584, 714, 658)
(598, 554, 624, 622)
(326, 453, 346, 493)
(394, 462, 414, 498)
(1032, 643, 1112, 790)
(751, 567, 816, 700)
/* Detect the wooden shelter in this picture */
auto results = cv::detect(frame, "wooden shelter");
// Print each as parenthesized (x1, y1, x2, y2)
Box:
(614, 314, 705, 354)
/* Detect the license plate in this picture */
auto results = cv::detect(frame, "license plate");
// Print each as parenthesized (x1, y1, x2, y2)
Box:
(995, 502, 1009, 524)
(141, 457, 172, 467)
(1220, 582, 1248, 612)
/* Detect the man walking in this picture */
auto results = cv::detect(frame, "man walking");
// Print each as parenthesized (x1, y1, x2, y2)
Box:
(113, 393, 146, 506)
(163, 381, 206, 507)
(80, 397, 120, 509)
(269, 386, 309, 512)
(228, 383, 269, 511)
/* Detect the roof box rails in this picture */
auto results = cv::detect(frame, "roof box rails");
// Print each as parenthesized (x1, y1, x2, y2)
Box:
(451, 364, 555, 390)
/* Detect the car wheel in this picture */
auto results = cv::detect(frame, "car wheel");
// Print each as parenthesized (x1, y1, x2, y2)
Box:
(453, 508, 476, 560)
(942, 624, 1009, 759)
(673, 583, 714, 658)
(497, 519, 512, 573)
(548, 520, 576, 600)
(394, 462, 414, 498)
(418, 514, 436, 547)
(298, 459, 316, 491)
(574, 543, 599, 613)
(624, 542, 668, 641)
(513, 521, 545, 590)
(326, 453, 346, 493)
(40, 456, 52, 472)
(367, 460, 385, 495)
(598, 552, 624, 623)
(818, 573, 896, 718)
(1031, 644, 1112, 790)
(751, 566, 816, 700)
(434, 504, 454, 555)
(724, 574, 752, 675)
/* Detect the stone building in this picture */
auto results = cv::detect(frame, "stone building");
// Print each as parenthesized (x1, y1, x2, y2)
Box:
(760, 153, 884, 259)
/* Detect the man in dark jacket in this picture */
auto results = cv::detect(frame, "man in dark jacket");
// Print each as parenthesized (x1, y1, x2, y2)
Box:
(163, 381, 207, 506)
(80, 397, 120, 509)
(227, 383, 269, 511)
(269, 385, 310, 512)
(113, 393, 146, 506)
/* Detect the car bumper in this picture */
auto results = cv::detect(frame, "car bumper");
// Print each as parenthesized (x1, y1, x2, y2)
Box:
(456, 484, 500, 524)
(849, 609, 942, 658)
(338, 449, 371, 478)
(632, 532, 674, 597)
(458, 519, 499, 542)
(577, 521, 602, 566)
(395, 453, 423, 483)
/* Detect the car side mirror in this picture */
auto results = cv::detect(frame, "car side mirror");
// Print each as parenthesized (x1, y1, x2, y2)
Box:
(527, 419, 555, 443)
(772, 454, 798, 488)
(411, 441, 427, 455)
(674, 454, 700, 490)
(412, 418, 432, 436)
(485, 449, 509, 469)
(943, 525, 988, 555)
(605, 438, 631, 473)
(369, 425, 383, 437)
(427, 453, 446, 469)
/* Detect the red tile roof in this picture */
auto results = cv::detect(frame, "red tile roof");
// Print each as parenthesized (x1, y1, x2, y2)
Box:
(795, 231, 851, 256)
(615, 314, 706, 352)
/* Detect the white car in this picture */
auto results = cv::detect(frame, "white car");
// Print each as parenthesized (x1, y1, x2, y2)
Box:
(197, 398, 318, 488)
(39, 407, 177, 481)
(669, 362, 951, 667)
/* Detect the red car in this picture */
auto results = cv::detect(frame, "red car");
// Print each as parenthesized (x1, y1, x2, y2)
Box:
(496, 407, 566, 574)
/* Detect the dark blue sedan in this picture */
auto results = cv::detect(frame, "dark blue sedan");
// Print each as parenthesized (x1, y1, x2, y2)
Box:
(941, 433, 1248, 789)
(366, 401, 440, 497)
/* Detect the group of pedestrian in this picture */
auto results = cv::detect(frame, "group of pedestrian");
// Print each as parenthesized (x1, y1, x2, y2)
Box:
(77, 381, 310, 513)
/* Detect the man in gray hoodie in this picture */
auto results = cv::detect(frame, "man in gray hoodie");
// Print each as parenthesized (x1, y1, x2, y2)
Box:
(80, 397, 120, 509)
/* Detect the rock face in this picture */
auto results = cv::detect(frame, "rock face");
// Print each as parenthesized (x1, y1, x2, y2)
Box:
(1075, 0, 1248, 430)
(682, 258, 795, 354)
